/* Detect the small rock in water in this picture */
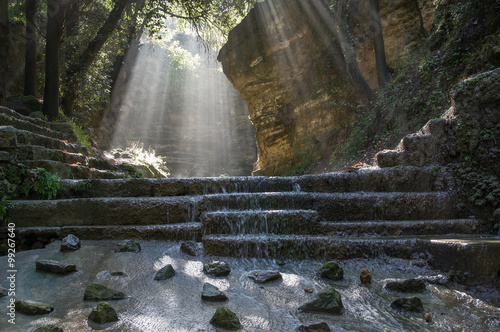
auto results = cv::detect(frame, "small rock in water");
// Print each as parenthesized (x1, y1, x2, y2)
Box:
(390, 296, 424, 312)
(204, 261, 231, 277)
(304, 288, 314, 293)
(36, 260, 77, 275)
(248, 270, 282, 284)
(298, 286, 343, 314)
(15, 300, 54, 315)
(385, 279, 426, 293)
(110, 271, 126, 277)
(84, 283, 125, 301)
(33, 326, 64, 332)
(210, 307, 241, 330)
(154, 264, 176, 280)
(417, 274, 449, 285)
(0, 287, 8, 298)
(298, 322, 331, 332)
(425, 312, 433, 322)
(180, 241, 203, 256)
(317, 261, 344, 281)
(201, 283, 228, 302)
(360, 268, 372, 285)
(60, 234, 81, 251)
(88, 302, 119, 324)
(114, 240, 141, 253)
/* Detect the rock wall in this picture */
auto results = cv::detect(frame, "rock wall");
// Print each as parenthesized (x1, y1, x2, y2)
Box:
(218, 0, 436, 175)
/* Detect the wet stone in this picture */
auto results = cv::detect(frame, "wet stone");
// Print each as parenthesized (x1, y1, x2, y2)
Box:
(390, 296, 424, 312)
(114, 240, 141, 253)
(317, 261, 343, 281)
(360, 268, 372, 285)
(210, 306, 241, 330)
(33, 326, 64, 332)
(0, 287, 8, 297)
(88, 302, 119, 324)
(204, 261, 231, 277)
(36, 260, 77, 275)
(298, 286, 343, 314)
(417, 274, 449, 285)
(248, 270, 282, 284)
(60, 234, 81, 251)
(15, 300, 54, 315)
(154, 264, 176, 280)
(298, 322, 331, 332)
(180, 241, 203, 256)
(385, 279, 426, 293)
(201, 283, 228, 302)
(84, 283, 125, 301)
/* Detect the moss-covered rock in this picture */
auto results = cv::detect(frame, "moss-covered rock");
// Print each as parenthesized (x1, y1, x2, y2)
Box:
(15, 300, 54, 315)
(154, 264, 176, 280)
(88, 302, 119, 324)
(385, 279, 426, 293)
(114, 240, 141, 253)
(203, 261, 231, 277)
(298, 286, 343, 314)
(317, 261, 343, 281)
(390, 296, 424, 312)
(201, 283, 228, 302)
(83, 283, 125, 301)
(210, 307, 241, 330)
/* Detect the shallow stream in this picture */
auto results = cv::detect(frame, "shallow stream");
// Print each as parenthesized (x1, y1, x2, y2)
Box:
(1, 240, 499, 331)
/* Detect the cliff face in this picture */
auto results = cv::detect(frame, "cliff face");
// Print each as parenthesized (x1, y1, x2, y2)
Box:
(218, 0, 436, 175)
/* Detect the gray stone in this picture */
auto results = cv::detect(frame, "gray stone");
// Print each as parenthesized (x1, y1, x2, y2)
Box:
(61, 234, 81, 251)
(0, 287, 8, 297)
(210, 307, 241, 330)
(390, 296, 424, 312)
(202, 283, 228, 302)
(385, 279, 426, 293)
(317, 261, 343, 281)
(204, 261, 231, 277)
(299, 286, 343, 314)
(29, 111, 45, 120)
(88, 302, 119, 324)
(298, 322, 331, 332)
(33, 326, 64, 332)
(114, 240, 141, 253)
(154, 264, 175, 280)
(180, 241, 203, 256)
(36, 260, 77, 275)
(248, 270, 282, 284)
(84, 283, 125, 301)
(15, 300, 54, 315)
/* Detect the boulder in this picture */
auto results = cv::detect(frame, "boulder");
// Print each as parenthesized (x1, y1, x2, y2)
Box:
(385, 279, 426, 293)
(360, 268, 372, 285)
(248, 270, 282, 284)
(0, 287, 7, 297)
(203, 261, 231, 277)
(154, 264, 176, 280)
(317, 262, 343, 281)
(35, 260, 77, 275)
(201, 283, 228, 302)
(84, 283, 125, 301)
(298, 286, 343, 314)
(180, 241, 203, 256)
(15, 300, 54, 315)
(61, 234, 81, 251)
(298, 322, 331, 332)
(210, 307, 241, 330)
(88, 302, 119, 324)
(33, 326, 64, 332)
(390, 297, 424, 313)
(114, 240, 141, 253)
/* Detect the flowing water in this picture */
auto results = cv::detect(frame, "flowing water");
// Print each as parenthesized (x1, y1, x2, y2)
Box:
(1, 240, 499, 331)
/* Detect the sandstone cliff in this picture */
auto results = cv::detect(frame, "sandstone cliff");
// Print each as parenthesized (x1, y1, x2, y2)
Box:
(218, 0, 436, 175)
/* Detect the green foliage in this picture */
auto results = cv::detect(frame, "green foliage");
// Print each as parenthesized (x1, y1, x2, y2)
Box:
(0, 197, 13, 224)
(21, 167, 62, 200)
(283, 162, 315, 176)
(68, 118, 94, 157)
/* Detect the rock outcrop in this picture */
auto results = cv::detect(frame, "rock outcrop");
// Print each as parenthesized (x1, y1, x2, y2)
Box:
(218, 0, 437, 175)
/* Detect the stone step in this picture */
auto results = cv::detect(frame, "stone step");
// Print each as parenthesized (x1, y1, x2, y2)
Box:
(202, 234, 499, 261)
(399, 134, 434, 152)
(0, 110, 77, 142)
(13, 145, 88, 165)
(0, 126, 86, 154)
(0, 106, 76, 137)
(21, 160, 126, 180)
(57, 166, 452, 199)
(202, 209, 320, 235)
(318, 219, 488, 236)
(17, 223, 202, 247)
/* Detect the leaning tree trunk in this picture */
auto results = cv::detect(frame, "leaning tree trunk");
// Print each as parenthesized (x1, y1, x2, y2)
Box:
(61, 0, 132, 117)
(42, 0, 65, 120)
(370, 0, 390, 88)
(0, 0, 8, 106)
(24, 0, 38, 96)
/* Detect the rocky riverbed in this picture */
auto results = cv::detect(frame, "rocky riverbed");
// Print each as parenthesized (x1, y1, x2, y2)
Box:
(1, 240, 499, 331)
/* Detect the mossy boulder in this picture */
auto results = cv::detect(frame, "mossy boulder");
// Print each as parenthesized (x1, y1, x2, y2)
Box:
(210, 307, 241, 330)
(6, 95, 42, 116)
(84, 283, 125, 301)
(202, 283, 228, 302)
(203, 261, 231, 277)
(33, 326, 63, 332)
(114, 240, 141, 253)
(248, 270, 282, 284)
(88, 302, 119, 324)
(15, 300, 54, 315)
(35, 260, 77, 275)
(390, 296, 424, 312)
(154, 264, 176, 280)
(385, 279, 426, 293)
(317, 261, 343, 281)
(298, 286, 343, 314)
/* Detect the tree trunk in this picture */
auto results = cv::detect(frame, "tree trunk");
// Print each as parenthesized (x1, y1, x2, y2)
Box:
(42, 0, 65, 120)
(61, 0, 132, 117)
(370, 0, 390, 87)
(24, 0, 38, 96)
(0, 0, 8, 106)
